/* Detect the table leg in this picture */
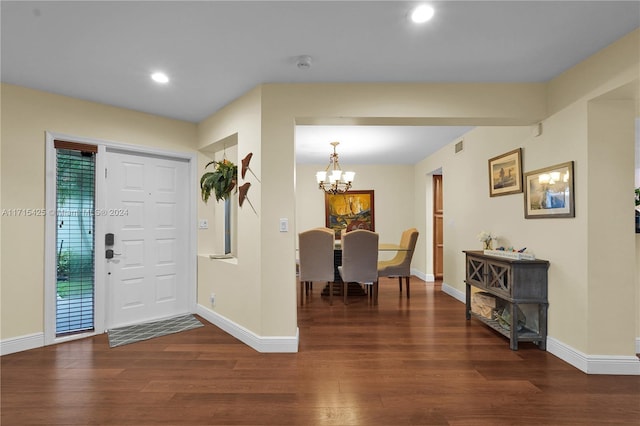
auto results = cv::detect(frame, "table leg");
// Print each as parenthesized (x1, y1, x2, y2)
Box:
(509, 303, 519, 351)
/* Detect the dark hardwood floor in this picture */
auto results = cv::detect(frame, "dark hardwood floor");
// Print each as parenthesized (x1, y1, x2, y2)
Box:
(2, 278, 639, 425)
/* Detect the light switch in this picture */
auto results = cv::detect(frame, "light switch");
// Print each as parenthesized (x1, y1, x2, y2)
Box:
(199, 219, 209, 229)
(279, 218, 288, 232)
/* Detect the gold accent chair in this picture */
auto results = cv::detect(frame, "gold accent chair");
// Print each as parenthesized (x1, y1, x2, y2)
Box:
(377, 228, 419, 298)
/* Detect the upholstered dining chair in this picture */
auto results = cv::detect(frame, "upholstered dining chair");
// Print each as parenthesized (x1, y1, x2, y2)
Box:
(377, 228, 419, 298)
(298, 227, 336, 306)
(338, 229, 379, 305)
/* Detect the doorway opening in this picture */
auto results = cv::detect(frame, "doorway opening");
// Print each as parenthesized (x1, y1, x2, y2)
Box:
(433, 174, 443, 280)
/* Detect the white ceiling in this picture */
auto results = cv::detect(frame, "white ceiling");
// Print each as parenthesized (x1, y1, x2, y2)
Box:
(295, 124, 473, 164)
(2, 1, 638, 164)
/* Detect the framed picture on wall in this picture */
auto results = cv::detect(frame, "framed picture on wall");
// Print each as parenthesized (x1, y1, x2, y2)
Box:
(325, 190, 375, 239)
(488, 148, 523, 197)
(524, 161, 575, 219)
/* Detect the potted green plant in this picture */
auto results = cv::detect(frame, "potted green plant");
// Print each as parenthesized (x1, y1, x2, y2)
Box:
(200, 159, 238, 202)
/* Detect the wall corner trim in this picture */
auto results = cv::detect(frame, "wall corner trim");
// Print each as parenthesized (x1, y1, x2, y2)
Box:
(196, 305, 299, 353)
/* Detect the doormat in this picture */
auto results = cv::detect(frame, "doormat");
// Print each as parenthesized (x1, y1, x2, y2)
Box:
(108, 314, 204, 348)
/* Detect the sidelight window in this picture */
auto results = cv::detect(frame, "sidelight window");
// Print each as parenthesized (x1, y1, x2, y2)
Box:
(55, 141, 97, 335)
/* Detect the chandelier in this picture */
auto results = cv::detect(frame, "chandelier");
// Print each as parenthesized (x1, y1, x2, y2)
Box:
(316, 142, 355, 194)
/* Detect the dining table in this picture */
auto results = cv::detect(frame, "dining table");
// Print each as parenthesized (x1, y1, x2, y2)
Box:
(321, 241, 409, 297)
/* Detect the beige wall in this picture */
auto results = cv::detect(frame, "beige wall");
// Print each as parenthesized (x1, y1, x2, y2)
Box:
(586, 99, 636, 354)
(548, 29, 640, 116)
(0, 84, 197, 339)
(196, 87, 266, 334)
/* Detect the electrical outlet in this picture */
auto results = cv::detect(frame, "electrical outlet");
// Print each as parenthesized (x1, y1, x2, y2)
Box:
(210, 293, 215, 306)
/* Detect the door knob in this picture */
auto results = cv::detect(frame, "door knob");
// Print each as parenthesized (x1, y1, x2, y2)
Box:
(105, 249, 122, 259)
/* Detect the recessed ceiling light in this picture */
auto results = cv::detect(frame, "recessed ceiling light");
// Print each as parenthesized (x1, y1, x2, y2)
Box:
(411, 5, 435, 24)
(151, 72, 169, 84)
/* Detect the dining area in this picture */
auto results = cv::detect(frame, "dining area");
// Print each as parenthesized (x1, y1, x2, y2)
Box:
(295, 140, 423, 308)
(297, 227, 419, 306)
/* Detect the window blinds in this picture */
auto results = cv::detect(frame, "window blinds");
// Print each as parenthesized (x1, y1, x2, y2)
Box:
(55, 144, 96, 335)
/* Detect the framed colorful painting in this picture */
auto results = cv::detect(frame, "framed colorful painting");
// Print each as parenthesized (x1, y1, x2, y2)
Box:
(325, 190, 375, 239)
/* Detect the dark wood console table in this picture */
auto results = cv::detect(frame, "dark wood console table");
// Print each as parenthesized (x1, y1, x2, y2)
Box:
(464, 250, 549, 350)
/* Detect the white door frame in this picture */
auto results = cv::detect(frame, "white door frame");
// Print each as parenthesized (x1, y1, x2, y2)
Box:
(44, 131, 197, 345)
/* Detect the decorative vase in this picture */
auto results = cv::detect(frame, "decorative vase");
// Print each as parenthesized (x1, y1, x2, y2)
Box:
(483, 240, 493, 250)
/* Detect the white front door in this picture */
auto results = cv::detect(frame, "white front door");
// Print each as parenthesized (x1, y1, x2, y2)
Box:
(105, 150, 189, 329)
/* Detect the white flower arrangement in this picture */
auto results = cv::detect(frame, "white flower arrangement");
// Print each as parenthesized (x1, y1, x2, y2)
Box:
(477, 230, 498, 250)
(476, 230, 493, 243)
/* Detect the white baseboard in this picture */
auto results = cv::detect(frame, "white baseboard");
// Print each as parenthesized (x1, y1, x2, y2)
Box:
(547, 337, 640, 375)
(440, 283, 639, 376)
(0, 333, 44, 356)
(411, 269, 432, 282)
(441, 281, 464, 303)
(196, 305, 299, 353)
